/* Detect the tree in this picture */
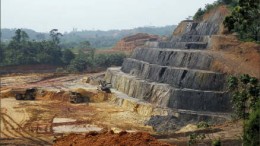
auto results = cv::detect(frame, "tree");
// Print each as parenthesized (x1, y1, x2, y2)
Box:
(0, 42, 5, 64)
(50, 29, 63, 45)
(4, 29, 35, 65)
(224, 0, 260, 41)
(36, 33, 46, 41)
(67, 53, 89, 72)
(193, 8, 205, 21)
(243, 107, 260, 146)
(94, 53, 126, 68)
(220, 0, 238, 6)
(62, 49, 75, 65)
(228, 74, 260, 146)
(228, 74, 260, 119)
(78, 41, 91, 49)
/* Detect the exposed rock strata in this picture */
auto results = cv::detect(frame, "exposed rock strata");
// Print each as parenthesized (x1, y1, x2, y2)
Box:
(105, 6, 232, 122)
(106, 68, 230, 112)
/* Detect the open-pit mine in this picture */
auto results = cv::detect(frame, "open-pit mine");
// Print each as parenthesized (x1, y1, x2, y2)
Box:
(1, 5, 259, 146)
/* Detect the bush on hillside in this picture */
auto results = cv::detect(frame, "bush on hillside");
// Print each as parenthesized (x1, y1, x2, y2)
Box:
(243, 106, 260, 146)
(193, 0, 238, 21)
(67, 51, 126, 73)
(228, 74, 260, 145)
(224, 0, 260, 42)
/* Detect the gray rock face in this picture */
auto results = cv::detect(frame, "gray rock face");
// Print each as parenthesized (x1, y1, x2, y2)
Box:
(175, 22, 220, 36)
(131, 48, 213, 70)
(105, 68, 230, 112)
(171, 35, 210, 42)
(121, 58, 225, 91)
(158, 41, 208, 49)
(105, 19, 231, 114)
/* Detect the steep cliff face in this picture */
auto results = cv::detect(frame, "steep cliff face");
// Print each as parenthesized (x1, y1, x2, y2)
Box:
(105, 6, 233, 117)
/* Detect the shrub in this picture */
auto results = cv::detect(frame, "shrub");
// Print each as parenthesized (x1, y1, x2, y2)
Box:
(212, 138, 222, 146)
(228, 74, 260, 119)
(243, 104, 260, 146)
(197, 121, 210, 129)
(223, 0, 260, 42)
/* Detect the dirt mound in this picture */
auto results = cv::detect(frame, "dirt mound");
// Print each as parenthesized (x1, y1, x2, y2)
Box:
(39, 90, 70, 101)
(0, 88, 16, 98)
(74, 88, 110, 102)
(113, 33, 159, 52)
(54, 131, 174, 146)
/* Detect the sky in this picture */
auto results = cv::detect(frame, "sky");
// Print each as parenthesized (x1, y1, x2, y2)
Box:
(1, 0, 216, 33)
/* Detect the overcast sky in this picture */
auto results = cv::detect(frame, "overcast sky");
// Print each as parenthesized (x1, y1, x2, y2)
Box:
(2, 0, 216, 33)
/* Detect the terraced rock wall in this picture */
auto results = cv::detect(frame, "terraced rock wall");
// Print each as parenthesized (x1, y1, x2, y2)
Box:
(105, 6, 231, 115)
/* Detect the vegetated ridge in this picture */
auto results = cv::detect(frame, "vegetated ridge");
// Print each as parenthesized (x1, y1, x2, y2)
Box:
(1, 25, 176, 49)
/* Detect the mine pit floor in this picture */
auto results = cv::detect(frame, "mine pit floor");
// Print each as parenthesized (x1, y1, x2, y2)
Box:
(0, 73, 242, 146)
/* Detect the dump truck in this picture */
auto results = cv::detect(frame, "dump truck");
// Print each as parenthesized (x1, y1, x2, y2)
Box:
(97, 80, 112, 93)
(13, 88, 37, 100)
(69, 91, 84, 103)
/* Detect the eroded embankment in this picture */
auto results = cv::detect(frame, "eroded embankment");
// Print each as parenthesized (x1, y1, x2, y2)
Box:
(53, 130, 174, 146)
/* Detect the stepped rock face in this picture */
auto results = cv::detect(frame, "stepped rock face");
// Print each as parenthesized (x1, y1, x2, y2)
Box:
(112, 33, 159, 51)
(105, 6, 231, 114)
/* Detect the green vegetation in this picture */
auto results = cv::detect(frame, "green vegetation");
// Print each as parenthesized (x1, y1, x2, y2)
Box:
(1, 29, 126, 72)
(188, 122, 222, 146)
(193, 0, 239, 21)
(224, 0, 260, 42)
(188, 133, 206, 146)
(67, 50, 126, 73)
(1, 25, 176, 49)
(193, 1, 221, 21)
(212, 138, 222, 146)
(194, 0, 259, 41)
(228, 74, 260, 146)
(197, 121, 210, 129)
(243, 107, 260, 146)
(1, 29, 68, 66)
(228, 74, 260, 119)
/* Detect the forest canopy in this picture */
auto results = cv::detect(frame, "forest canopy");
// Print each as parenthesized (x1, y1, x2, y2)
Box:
(0, 29, 126, 73)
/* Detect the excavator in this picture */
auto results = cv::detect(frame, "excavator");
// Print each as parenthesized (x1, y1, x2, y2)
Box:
(97, 80, 112, 93)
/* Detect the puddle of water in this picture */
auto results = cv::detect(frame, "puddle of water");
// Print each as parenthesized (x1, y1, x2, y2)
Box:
(53, 118, 77, 123)
(53, 124, 102, 133)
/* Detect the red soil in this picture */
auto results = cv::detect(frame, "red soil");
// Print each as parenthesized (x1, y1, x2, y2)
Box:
(53, 131, 174, 146)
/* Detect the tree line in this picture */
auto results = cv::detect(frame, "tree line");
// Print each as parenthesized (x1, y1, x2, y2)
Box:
(1, 25, 176, 49)
(0, 29, 126, 73)
(0, 29, 67, 66)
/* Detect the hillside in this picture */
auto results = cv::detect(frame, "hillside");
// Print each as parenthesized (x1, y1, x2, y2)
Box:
(104, 5, 260, 145)
(1, 25, 176, 48)
(112, 33, 160, 52)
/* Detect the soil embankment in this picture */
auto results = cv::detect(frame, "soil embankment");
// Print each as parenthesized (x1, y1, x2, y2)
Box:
(112, 33, 159, 52)
(54, 131, 174, 146)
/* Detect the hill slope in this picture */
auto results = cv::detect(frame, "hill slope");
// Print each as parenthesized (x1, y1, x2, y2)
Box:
(1, 25, 176, 48)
